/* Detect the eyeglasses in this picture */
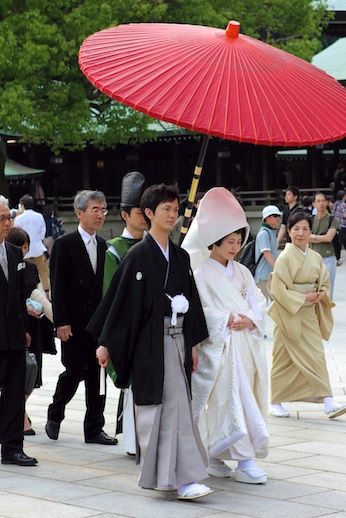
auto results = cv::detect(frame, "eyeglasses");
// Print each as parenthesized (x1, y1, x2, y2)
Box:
(87, 208, 108, 216)
(271, 214, 281, 218)
(0, 214, 12, 223)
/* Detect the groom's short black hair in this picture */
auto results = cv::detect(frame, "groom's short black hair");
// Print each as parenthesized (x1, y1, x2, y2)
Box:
(140, 184, 179, 227)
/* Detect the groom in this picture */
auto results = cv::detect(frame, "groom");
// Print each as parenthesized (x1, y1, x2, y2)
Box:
(88, 184, 213, 501)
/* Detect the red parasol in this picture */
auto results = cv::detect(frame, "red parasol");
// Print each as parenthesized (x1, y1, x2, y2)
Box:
(79, 21, 346, 146)
(79, 21, 346, 239)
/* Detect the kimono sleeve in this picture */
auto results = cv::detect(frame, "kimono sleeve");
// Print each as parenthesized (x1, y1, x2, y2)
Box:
(87, 254, 145, 388)
(316, 255, 334, 340)
(269, 254, 306, 315)
(194, 269, 229, 345)
(240, 265, 266, 337)
(188, 264, 209, 346)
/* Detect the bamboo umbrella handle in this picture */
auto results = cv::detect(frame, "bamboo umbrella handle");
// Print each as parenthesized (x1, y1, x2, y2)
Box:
(179, 135, 210, 245)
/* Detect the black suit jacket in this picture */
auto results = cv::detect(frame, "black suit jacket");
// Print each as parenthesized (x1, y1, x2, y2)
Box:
(50, 231, 107, 335)
(0, 242, 27, 351)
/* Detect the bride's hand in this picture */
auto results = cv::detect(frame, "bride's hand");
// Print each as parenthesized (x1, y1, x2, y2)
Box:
(230, 314, 254, 331)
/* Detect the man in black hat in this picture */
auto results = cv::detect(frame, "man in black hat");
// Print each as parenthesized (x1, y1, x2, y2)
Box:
(102, 172, 147, 293)
(102, 172, 147, 454)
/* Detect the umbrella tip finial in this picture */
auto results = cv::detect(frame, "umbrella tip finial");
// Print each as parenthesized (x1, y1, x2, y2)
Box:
(226, 20, 240, 38)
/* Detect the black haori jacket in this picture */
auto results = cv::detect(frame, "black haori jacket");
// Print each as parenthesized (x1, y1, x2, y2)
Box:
(87, 233, 208, 406)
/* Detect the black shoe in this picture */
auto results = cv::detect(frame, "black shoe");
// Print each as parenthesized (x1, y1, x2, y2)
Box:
(2, 452, 38, 466)
(45, 420, 60, 440)
(85, 431, 118, 445)
(24, 428, 36, 436)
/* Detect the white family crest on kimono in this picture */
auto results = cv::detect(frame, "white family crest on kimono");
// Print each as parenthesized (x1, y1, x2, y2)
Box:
(192, 258, 269, 460)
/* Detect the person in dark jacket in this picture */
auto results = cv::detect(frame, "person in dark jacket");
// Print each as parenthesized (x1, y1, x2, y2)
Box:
(0, 195, 37, 466)
(45, 190, 116, 445)
(6, 226, 54, 436)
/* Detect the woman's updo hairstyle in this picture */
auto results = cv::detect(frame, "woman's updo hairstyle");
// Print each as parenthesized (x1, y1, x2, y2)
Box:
(287, 210, 312, 231)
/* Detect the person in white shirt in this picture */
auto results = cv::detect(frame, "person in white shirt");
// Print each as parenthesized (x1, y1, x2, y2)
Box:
(14, 194, 50, 294)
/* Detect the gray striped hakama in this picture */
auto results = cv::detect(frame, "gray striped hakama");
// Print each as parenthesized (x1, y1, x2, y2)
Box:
(135, 317, 208, 489)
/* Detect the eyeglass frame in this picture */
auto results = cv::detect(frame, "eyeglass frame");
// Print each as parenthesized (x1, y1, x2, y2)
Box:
(85, 207, 108, 216)
(0, 214, 13, 223)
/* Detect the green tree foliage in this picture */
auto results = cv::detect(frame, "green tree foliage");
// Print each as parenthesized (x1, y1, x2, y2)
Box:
(0, 0, 166, 152)
(0, 0, 332, 153)
(211, 0, 332, 61)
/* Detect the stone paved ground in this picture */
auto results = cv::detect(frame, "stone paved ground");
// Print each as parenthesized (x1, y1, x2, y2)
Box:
(1, 252, 346, 518)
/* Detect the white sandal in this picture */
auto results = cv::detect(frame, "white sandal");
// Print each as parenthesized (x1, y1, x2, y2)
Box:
(177, 483, 213, 501)
(325, 404, 346, 419)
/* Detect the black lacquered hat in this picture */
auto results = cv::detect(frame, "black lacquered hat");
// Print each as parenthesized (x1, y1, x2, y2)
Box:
(120, 171, 146, 208)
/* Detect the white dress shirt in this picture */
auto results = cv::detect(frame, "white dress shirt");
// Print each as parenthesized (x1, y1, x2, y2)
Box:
(14, 209, 47, 257)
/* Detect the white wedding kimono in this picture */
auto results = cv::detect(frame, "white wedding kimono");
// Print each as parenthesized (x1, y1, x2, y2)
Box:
(192, 258, 269, 461)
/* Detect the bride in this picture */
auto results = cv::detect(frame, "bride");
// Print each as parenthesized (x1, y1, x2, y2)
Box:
(183, 187, 268, 484)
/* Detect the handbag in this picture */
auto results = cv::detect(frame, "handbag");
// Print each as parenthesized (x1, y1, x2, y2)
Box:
(25, 350, 38, 396)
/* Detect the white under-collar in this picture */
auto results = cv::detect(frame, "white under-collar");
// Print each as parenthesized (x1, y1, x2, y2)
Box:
(208, 257, 234, 277)
(152, 236, 169, 261)
(78, 224, 97, 246)
(297, 245, 308, 256)
(122, 227, 134, 239)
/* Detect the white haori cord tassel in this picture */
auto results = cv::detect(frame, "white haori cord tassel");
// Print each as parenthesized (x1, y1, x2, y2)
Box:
(99, 367, 106, 396)
(166, 294, 189, 326)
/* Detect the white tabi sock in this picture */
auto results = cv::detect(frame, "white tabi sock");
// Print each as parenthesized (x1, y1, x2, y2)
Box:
(324, 396, 340, 413)
(237, 459, 266, 477)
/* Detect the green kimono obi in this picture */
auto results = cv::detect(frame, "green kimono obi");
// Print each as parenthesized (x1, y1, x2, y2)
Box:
(103, 235, 141, 384)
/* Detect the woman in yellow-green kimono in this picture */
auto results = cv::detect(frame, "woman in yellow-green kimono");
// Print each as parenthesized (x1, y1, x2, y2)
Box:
(268, 211, 346, 419)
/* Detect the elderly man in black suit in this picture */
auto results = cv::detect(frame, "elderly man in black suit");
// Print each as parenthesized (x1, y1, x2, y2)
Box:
(0, 195, 38, 466)
(45, 190, 116, 445)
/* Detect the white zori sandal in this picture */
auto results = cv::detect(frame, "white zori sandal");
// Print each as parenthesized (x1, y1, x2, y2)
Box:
(177, 482, 214, 501)
(207, 458, 232, 478)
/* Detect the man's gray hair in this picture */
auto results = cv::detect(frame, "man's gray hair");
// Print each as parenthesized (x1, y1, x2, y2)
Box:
(73, 190, 107, 212)
(0, 195, 9, 209)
